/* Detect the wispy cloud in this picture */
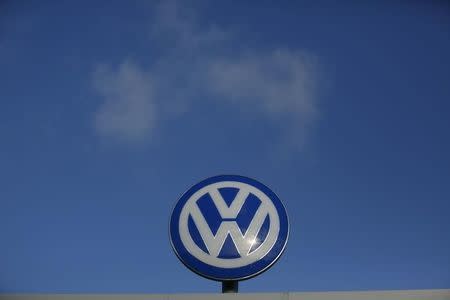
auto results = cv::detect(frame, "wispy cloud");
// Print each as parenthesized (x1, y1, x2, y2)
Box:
(92, 1, 320, 149)
(92, 61, 155, 143)
(150, 1, 229, 51)
(207, 49, 318, 121)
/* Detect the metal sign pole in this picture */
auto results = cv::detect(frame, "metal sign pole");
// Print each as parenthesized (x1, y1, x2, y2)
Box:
(222, 281, 238, 293)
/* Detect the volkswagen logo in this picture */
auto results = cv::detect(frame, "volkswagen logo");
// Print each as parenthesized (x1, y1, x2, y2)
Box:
(169, 175, 289, 281)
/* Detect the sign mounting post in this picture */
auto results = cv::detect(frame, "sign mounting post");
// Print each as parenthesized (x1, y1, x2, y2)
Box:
(222, 281, 238, 293)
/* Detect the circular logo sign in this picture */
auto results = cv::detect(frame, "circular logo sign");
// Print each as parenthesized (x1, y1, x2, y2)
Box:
(169, 175, 289, 281)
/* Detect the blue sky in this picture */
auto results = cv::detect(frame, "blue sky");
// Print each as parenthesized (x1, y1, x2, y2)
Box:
(1, 0, 449, 293)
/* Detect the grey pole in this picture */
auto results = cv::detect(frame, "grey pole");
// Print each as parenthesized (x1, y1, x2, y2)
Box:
(222, 281, 238, 293)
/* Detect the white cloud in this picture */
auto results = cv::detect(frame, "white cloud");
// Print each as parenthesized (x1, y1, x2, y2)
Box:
(92, 61, 156, 143)
(92, 1, 320, 148)
(207, 49, 318, 121)
(150, 0, 229, 51)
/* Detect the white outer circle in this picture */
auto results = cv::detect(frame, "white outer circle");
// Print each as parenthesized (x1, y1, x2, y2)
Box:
(179, 181, 280, 268)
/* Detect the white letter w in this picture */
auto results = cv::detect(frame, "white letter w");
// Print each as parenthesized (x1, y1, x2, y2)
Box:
(189, 187, 268, 257)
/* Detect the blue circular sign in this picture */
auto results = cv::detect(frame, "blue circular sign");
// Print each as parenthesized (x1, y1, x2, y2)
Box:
(169, 175, 289, 281)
